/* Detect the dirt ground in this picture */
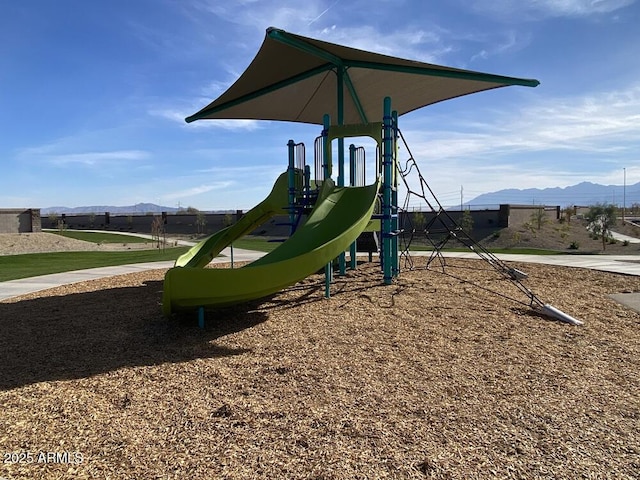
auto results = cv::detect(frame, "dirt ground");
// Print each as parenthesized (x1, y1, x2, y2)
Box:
(1, 257, 639, 479)
(479, 219, 640, 255)
(0, 232, 157, 256)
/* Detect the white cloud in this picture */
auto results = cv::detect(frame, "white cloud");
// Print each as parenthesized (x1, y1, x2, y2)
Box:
(186, 1, 456, 64)
(162, 182, 234, 201)
(149, 108, 187, 124)
(404, 83, 640, 161)
(149, 106, 264, 131)
(531, 0, 636, 16)
(394, 82, 640, 205)
(468, 0, 636, 20)
(191, 119, 264, 131)
(469, 30, 531, 62)
(195, 0, 329, 31)
(316, 24, 451, 63)
(18, 146, 151, 167)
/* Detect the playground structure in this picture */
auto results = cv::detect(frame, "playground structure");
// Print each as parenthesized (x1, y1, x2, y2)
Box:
(162, 27, 582, 325)
(163, 102, 393, 316)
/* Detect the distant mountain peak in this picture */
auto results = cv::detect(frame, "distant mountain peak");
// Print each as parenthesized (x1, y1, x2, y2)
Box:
(467, 181, 640, 208)
(41, 203, 181, 215)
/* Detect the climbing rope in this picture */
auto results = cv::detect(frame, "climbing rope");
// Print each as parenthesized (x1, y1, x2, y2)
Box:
(395, 128, 546, 310)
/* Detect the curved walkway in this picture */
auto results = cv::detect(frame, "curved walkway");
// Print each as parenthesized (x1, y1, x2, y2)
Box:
(1, 250, 639, 312)
(0, 247, 264, 302)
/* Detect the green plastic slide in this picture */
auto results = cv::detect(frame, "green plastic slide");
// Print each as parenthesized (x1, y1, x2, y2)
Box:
(173, 170, 299, 269)
(162, 177, 380, 316)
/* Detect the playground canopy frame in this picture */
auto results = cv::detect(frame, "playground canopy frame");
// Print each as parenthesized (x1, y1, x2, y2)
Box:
(183, 26, 540, 294)
(186, 27, 539, 127)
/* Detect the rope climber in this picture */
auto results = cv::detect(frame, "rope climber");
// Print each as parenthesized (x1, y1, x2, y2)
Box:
(394, 128, 582, 325)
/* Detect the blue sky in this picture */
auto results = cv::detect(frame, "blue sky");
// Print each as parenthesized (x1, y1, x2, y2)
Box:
(1, 0, 639, 210)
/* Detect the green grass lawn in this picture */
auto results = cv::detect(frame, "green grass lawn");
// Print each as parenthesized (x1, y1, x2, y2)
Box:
(231, 237, 566, 255)
(0, 232, 274, 283)
(0, 232, 570, 284)
(47, 230, 151, 244)
(0, 248, 189, 282)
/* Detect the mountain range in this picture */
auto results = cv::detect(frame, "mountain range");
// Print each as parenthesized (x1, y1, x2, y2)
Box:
(467, 181, 640, 208)
(41, 203, 182, 215)
(40, 181, 640, 214)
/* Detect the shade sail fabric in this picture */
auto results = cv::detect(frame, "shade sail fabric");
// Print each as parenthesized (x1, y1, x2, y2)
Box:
(187, 27, 539, 126)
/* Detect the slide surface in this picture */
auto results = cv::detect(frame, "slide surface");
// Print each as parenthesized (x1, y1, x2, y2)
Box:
(162, 178, 380, 316)
(173, 170, 297, 269)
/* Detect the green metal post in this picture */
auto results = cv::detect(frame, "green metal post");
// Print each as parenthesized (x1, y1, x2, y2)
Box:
(382, 97, 393, 284)
(323, 114, 332, 297)
(349, 143, 357, 269)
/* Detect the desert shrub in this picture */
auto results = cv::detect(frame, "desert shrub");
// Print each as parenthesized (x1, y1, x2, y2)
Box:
(569, 241, 579, 250)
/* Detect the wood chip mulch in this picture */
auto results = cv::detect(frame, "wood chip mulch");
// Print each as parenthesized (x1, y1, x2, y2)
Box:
(1, 259, 639, 479)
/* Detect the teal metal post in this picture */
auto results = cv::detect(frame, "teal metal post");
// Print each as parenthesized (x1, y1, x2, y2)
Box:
(348, 144, 357, 269)
(287, 139, 296, 236)
(337, 68, 346, 276)
(382, 97, 393, 284)
(304, 165, 311, 200)
(198, 307, 205, 329)
(322, 114, 331, 179)
(391, 110, 399, 277)
(323, 114, 332, 297)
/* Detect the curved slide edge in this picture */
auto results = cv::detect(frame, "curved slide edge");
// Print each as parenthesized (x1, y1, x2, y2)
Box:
(174, 170, 299, 269)
(162, 178, 380, 316)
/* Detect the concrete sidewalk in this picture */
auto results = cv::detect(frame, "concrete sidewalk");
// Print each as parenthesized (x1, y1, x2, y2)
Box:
(1, 250, 638, 311)
(432, 252, 640, 277)
(0, 247, 265, 301)
(47, 229, 199, 247)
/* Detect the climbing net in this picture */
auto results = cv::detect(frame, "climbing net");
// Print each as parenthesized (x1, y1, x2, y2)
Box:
(395, 128, 547, 310)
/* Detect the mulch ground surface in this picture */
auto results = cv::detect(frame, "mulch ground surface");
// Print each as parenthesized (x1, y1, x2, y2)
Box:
(1, 259, 639, 479)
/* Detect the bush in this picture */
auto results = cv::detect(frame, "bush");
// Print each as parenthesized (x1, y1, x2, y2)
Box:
(623, 240, 630, 247)
(569, 241, 579, 250)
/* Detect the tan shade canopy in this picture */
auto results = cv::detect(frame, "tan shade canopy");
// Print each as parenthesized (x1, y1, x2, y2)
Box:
(187, 27, 539, 126)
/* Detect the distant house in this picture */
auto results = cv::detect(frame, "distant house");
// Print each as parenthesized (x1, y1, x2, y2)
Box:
(0, 209, 42, 233)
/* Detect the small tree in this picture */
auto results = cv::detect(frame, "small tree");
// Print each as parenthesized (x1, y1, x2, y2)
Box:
(585, 203, 617, 251)
(561, 205, 574, 224)
(412, 211, 426, 233)
(57, 219, 66, 235)
(530, 207, 548, 231)
(460, 209, 474, 234)
(222, 213, 234, 228)
(151, 216, 165, 250)
(196, 211, 207, 234)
